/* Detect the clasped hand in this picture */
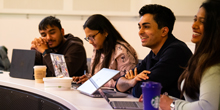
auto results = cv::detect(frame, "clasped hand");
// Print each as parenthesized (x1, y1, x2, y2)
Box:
(31, 37, 48, 53)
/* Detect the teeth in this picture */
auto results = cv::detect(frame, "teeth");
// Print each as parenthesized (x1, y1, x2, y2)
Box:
(141, 37, 147, 39)
(193, 32, 201, 36)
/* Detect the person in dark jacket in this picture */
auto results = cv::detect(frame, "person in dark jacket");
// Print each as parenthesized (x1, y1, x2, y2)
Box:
(115, 4, 192, 98)
(0, 46, 10, 71)
(31, 16, 87, 77)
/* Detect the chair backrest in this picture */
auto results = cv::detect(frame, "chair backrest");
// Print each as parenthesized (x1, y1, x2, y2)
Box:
(87, 58, 91, 73)
(138, 59, 142, 64)
(0, 46, 10, 71)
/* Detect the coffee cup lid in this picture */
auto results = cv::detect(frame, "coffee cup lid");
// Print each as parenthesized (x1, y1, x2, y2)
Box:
(141, 81, 162, 88)
(33, 65, 47, 69)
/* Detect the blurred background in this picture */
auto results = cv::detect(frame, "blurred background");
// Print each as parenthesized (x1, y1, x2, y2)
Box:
(0, 0, 203, 61)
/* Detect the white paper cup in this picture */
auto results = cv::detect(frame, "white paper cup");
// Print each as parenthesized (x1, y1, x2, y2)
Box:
(33, 66, 47, 83)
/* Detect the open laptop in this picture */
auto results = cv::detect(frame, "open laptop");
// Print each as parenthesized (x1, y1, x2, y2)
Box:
(98, 89, 143, 109)
(77, 68, 128, 98)
(50, 53, 69, 77)
(9, 49, 36, 80)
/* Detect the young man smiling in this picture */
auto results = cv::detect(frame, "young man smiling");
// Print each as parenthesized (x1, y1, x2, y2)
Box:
(31, 16, 87, 77)
(116, 4, 192, 98)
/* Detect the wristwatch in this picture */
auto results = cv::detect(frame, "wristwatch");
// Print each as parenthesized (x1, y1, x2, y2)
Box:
(170, 100, 175, 110)
(42, 49, 52, 57)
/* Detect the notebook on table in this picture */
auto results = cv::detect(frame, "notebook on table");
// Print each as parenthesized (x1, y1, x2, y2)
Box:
(9, 49, 36, 80)
(98, 89, 143, 109)
(77, 68, 128, 98)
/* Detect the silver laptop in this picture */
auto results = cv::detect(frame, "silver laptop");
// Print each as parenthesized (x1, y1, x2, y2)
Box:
(98, 89, 143, 109)
(77, 68, 128, 98)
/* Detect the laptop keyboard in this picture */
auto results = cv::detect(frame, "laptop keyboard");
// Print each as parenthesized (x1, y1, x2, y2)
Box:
(110, 101, 138, 108)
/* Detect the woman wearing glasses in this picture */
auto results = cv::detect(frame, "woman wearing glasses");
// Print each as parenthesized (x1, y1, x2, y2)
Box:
(72, 14, 138, 88)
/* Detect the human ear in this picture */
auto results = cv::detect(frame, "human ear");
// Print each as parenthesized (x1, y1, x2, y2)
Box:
(61, 28, 64, 36)
(103, 31, 108, 37)
(161, 27, 169, 37)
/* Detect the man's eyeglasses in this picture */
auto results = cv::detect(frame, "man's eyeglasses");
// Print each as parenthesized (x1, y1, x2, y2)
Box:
(84, 32, 100, 42)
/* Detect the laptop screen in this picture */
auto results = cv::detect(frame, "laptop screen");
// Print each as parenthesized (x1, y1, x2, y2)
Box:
(77, 68, 119, 95)
(98, 89, 110, 103)
(9, 49, 36, 80)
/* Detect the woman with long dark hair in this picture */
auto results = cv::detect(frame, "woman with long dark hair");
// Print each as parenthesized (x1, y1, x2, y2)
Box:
(72, 14, 138, 88)
(159, 0, 220, 110)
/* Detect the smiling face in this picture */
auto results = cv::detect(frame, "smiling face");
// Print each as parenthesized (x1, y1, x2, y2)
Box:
(192, 7, 205, 45)
(39, 25, 64, 48)
(84, 27, 107, 50)
(138, 14, 168, 54)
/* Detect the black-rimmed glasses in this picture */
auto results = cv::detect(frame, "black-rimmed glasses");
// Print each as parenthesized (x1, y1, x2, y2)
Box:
(84, 32, 100, 42)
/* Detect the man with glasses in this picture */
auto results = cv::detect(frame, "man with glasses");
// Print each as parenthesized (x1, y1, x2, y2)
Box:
(31, 16, 87, 77)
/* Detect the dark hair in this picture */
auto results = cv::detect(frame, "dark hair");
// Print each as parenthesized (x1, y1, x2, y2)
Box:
(178, 0, 220, 99)
(139, 4, 176, 36)
(39, 16, 62, 30)
(83, 14, 128, 75)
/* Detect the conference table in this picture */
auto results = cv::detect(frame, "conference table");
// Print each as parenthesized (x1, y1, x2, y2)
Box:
(0, 71, 141, 110)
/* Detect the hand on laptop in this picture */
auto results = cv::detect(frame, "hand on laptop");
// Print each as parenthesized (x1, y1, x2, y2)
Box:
(78, 75, 89, 84)
(72, 76, 80, 82)
(31, 37, 48, 53)
(72, 75, 89, 84)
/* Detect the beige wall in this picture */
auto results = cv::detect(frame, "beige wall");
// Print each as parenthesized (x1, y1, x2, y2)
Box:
(0, 0, 202, 61)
